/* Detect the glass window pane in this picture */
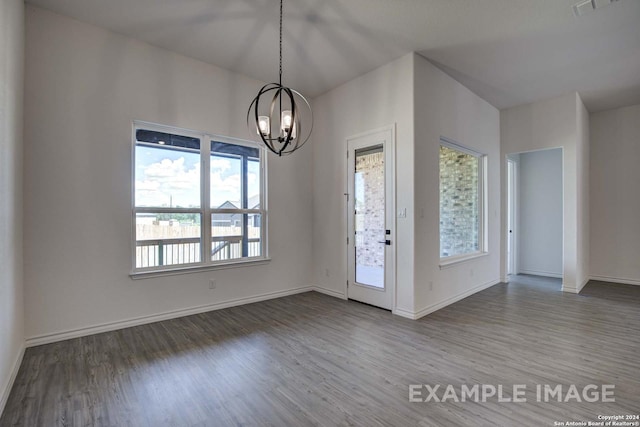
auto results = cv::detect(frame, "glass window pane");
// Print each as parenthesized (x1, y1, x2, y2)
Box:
(211, 141, 260, 209)
(354, 147, 385, 288)
(210, 154, 242, 209)
(135, 131, 201, 208)
(211, 213, 262, 261)
(135, 213, 201, 268)
(248, 158, 261, 209)
(439, 145, 480, 258)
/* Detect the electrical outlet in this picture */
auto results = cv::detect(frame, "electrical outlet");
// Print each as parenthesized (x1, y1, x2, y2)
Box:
(429, 281, 433, 291)
(470, 269, 474, 277)
(325, 268, 330, 277)
(209, 279, 216, 290)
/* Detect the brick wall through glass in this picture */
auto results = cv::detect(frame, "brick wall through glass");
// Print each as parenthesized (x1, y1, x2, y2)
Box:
(439, 145, 480, 257)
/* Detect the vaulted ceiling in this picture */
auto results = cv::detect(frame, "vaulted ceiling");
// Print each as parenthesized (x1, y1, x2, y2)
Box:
(26, 0, 640, 112)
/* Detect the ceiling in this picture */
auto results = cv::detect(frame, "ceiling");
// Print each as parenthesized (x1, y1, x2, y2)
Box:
(26, 0, 640, 112)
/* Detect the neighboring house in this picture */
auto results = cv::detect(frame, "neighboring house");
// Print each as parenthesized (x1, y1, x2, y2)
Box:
(214, 195, 261, 228)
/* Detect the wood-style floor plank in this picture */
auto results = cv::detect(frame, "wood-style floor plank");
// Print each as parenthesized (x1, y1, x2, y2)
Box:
(2, 275, 639, 426)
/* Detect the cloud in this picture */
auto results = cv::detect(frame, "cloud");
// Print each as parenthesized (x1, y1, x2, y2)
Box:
(135, 180, 160, 191)
(211, 158, 231, 171)
(210, 171, 241, 205)
(247, 172, 257, 186)
(136, 155, 259, 208)
(136, 156, 201, 207)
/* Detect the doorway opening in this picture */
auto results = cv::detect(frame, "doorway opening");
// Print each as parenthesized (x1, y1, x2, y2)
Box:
(506, 148, 563, 286)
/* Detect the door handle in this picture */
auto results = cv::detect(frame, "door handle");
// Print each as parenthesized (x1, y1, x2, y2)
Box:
(378, 240, 391, 245)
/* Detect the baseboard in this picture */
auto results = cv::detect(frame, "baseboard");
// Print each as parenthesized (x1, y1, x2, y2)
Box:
(0, 344, 25, 417)
(393, 307, 416, 320)
(578, 277, 589, 292)
(589, 275, 640, 287)
(312, 285, 347, 300)
(519, 269, 563, 279)
(394, 278, 501, 320)
(562, 277, 589, 294)
(25, 286, 314, 347)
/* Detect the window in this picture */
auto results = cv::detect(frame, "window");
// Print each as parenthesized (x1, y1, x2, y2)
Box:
(133, 122, 266, 274)
(439, 138, 487, 262)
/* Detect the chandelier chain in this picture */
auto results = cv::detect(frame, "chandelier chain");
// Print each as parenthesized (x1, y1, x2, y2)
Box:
(279, 0, 283, 86)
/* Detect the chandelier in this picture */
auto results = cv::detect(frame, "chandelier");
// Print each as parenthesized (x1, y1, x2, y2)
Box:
(247, 0, 313, 156)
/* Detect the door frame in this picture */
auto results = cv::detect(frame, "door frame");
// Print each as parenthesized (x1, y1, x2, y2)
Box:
(507, 157, 518, 276)
(344, 124, 396, 311)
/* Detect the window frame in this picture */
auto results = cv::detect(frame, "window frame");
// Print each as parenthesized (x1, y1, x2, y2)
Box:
(438, 137, 488, 267)
(131, 120, 268, 277)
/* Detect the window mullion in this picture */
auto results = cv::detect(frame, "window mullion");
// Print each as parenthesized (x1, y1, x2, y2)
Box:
(261, 149, 267, 258)
(202, 136, 212, 266)
(241, 153, 249, 257)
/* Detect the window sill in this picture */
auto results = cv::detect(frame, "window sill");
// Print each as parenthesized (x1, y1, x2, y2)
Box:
(130, 257, 271, 280)
(439, 252, 489, 270)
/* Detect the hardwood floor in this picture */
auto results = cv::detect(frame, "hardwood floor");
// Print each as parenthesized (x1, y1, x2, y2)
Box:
(2, 276, 639, 426)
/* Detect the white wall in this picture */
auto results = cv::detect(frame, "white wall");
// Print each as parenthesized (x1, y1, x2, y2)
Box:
(0, 0, 25, 414)
(413, 54, 501, 317)
(590, 104, 640, 285)
(500, 93, 590, 292)
(310, 53, 415, 312)
(23, 6, 312, 343)
(518, 149, 563, 277)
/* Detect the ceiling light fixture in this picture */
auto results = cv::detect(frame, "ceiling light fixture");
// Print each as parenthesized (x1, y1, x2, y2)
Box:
(573, 0, 620, 16)
(247, 0, 313, 156)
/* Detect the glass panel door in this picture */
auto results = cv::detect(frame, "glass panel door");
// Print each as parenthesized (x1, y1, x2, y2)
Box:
(347, 126, 394, 310)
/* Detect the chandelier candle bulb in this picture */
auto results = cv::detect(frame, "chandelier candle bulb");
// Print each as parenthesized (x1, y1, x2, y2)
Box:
(258, 116, 270, 136)
(281, 110, 297, 139)
(281, 110, 292, 131)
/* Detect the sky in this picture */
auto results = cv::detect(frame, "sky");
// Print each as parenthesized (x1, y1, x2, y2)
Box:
(135, 145, 260, 209)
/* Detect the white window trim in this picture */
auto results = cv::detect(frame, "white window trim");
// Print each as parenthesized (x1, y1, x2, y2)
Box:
(130, 120, 269, 276)
(439, 252, 489, 270)
(130, 258, 272, 280)
(438, 137, 488, 267)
